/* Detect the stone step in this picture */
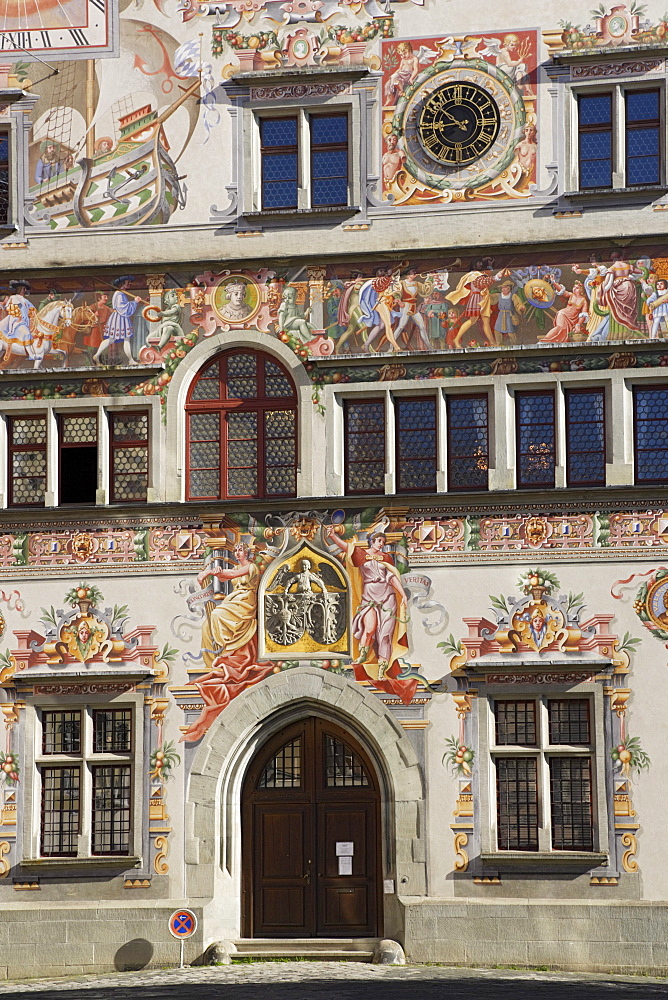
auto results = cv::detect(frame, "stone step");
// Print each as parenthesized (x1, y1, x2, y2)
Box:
(232, 938, 379, 962)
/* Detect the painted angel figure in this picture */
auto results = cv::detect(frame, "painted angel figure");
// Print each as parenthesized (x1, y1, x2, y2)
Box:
(326, 526, 418, 705)
(384, 42, 437, 106)
(478, 34, 533, 95)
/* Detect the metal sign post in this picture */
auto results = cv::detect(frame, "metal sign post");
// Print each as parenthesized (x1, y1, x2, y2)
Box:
(168, 908, 198, 969)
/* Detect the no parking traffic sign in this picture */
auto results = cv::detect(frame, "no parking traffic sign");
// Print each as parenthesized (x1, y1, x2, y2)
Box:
(169, 908, 198, 939)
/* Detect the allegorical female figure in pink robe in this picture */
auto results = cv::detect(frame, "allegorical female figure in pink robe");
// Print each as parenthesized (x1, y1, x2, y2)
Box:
(327, 527, 418, 706)
(181, 542, 274, 742)
(598, 256, 643, 340)
(540, 280, 588, 343)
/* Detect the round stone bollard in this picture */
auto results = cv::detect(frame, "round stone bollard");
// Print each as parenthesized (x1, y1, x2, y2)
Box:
(202, 940, 236, 966)
(373, 939, 406, 966)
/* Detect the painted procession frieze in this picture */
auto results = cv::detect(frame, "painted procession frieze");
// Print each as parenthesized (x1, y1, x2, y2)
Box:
(6, 248, 668, 376)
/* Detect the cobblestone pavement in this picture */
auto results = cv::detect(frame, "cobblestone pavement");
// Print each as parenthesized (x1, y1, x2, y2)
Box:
(3, 963, 668, 1000)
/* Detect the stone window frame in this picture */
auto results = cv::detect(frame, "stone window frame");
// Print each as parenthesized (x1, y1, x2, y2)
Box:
(243, 92, 362, 217)
(21, 692, 145, 869)
(476, 680, 610, 871)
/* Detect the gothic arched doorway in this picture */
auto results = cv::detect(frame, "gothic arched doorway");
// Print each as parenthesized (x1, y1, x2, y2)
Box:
(242, 717, 382, 938)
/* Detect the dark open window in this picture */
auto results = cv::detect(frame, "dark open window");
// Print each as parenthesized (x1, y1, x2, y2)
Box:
(310, 114, 348, 208)
(59, 413, 97, 505)
(8, 415, 47, 507)
(516, 390, 556, 489)
(0, 129, 9, 225)
(447, 393, 489, 491)
(565, 388, 606, 487)
(260, 117, 298, 210)
(344, 398, 386, 495)
(626, 89, 660, 187)
(395, 396, 436, 493)
(110, 411, 149, 503)
(634, 385, 668, 483)
(578, 93, 612, 189)
(186, 350, 297, 501)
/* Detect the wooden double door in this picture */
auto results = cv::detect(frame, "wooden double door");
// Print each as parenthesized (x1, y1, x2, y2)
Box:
(242, 717, 381, 938)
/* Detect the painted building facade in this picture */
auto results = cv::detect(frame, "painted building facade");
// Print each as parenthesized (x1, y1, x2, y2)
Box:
(0, 0, 668, 979)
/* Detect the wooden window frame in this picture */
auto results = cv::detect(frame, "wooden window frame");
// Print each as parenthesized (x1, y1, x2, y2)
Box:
(343, 397, 386, 497)
(565, 386, 606, 488)
(109, 410, 149, 505)
(446, 392, 490, 493)
(7, 414, 47, 508)
(185, 349, 298, 502)
(309, 112, 349, 209)
(515, 389, 556, 490)
(260, 115, 299, 211)
(625, 87, 661, 188)
(633, 383, 668, 484)
(394, 395, 437, 495)
(578, 91, 613, 191)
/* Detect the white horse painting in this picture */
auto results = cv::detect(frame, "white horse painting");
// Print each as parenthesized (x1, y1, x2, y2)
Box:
(0, 300, 72, 369)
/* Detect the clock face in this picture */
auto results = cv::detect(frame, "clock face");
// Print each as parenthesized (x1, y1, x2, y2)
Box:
(394, 59, 526, 193)
(0, 0, 118, 60)
(418, 82, 500, 166)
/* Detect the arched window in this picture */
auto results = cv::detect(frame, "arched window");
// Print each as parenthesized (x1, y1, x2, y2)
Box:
(185, 349, 297, 500)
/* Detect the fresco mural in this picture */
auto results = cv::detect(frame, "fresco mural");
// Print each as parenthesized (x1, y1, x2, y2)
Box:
(382, 30, 537, 204)
(3, 248, 668, 374)
(544, 1, 668, 52)
(176, 509, 432, 742)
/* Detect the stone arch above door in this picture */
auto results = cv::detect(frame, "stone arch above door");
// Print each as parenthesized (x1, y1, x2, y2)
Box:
(184, 667, 426, 923)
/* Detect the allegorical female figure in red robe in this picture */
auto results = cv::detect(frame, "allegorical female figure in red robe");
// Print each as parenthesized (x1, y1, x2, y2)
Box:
(181, 542, 274, 742)
(326, 527, 418, 706)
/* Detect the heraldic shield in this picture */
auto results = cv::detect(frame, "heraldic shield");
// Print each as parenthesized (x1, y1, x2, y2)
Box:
(259, 542, 351, 659)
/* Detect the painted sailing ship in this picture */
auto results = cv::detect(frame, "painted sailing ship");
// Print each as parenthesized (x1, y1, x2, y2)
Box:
(26, 64, 200, 231)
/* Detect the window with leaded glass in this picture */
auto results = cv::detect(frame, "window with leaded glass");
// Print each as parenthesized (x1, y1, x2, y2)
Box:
(625, 89, 660, 187)
(59, 412, 98, 505)
(8, 415, 47, 507)
(565, 388, 606, 487)
(91, 766, 131, 855)
(310, 114, 348, 208)
(395, 396, 436, 493)
(447, 394, 489, 491)
(516, 390, 556, 489)
(258, 110, 350, 211)
(0, 129, 9, 225)
(578, 93, 612, 189)
(38, 705, 135, 859)
(261, 117, 299, 210)
(491, 697, 595, 853)
(344, 399, 386, 495)
(634, 385, 668, 483)
(41, 766, 80, 857)
(186, 351, 297, 500)
(110, 412, 149, 503)
(324, 734, 369, 787)
(258, 737, 302, 788)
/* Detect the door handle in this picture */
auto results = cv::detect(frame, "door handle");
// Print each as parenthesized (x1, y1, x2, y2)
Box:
(302, 871, 311, 884)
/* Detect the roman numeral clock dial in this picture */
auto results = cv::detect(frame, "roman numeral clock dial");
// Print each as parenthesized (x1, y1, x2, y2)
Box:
(0, 0, 118, 60)
(393, 59, 526, 194)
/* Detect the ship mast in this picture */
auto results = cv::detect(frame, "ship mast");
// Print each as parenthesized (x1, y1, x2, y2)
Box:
(85, 59, 95, 159)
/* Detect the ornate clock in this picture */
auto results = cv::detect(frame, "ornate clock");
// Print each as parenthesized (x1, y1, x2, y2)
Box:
(394, 58, 525, 192)
(0, 0, 118, 61)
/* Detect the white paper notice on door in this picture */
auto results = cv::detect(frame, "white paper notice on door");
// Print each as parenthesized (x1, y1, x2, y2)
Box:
(338, 855, 353, 876)
(336, 842, 354, 856)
